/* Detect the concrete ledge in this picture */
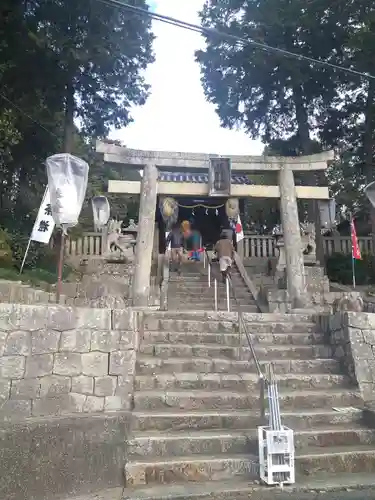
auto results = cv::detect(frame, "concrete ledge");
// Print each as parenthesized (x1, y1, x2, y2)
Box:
(0, 412, 130, 500)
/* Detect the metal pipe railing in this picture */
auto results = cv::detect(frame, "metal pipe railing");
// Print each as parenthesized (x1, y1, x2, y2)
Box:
(214, 277, 218, 311)
(204, 248, 266, 422)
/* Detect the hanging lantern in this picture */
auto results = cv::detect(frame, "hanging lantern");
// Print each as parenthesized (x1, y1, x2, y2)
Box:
(225, 198, 239, 220)
(46, 153, 89, 233)
(159, 197, 178, 229)
(92, 196, 110, 232)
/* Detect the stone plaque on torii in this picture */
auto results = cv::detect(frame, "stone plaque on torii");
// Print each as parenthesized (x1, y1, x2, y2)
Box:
(96, 140, 333, 309)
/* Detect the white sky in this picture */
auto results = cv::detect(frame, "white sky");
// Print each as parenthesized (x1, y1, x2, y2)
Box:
(110, 0, 263, 155)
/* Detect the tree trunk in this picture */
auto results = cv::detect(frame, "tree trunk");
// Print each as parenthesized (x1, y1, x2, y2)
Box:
(63, 81, 75, 154)
(293, 83, 325, 267)
(363, 80, 375, 255)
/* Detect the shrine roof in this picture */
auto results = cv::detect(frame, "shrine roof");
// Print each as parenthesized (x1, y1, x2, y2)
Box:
(158, 171, 252, 185)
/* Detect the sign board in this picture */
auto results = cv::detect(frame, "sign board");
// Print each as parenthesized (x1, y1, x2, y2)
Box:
(318, 198, 336, 229)
(208, 158, 231, 197)
(31, 188, 55, 244)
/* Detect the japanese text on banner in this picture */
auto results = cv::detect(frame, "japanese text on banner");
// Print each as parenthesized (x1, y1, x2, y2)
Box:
(30, 188, 55, 244)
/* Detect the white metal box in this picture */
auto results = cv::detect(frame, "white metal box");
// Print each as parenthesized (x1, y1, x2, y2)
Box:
(258, 426, 295, 485)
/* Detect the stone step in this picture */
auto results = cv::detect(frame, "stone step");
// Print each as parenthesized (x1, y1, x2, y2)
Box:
(125, 453, 258, 486)
(122, 473, 375, 500)
(143, 311, 314, 324)
(135, 373, 349, 392)
(143, 317, 317, 333)
(141, 331, 325, 346)
(297, 445, 375, 476)
(167, 299, 257, 308)
(139, 343, 332, 361)
(133, 388, 362, 412)
(170, 289, 253, 297)
(132, 408, 363, 432)
(144, 319, 317, 334)
(171, 292, 254, 301)
(169, 281, 246, 291)
(168, 300, 259, 313)
(128, 427, 375, 459)
(136, 356, 340, 376)
(125, 446, 375, 486)
(170, 282, 250, 292)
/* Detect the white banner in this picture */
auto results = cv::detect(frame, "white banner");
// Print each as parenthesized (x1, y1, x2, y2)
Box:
(31, 188, 55, 244)
(165, 232, 171, 250)
(236, 215, 244, 243)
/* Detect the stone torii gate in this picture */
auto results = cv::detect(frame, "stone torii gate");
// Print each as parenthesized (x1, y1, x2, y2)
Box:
(96, 141, 333, 309)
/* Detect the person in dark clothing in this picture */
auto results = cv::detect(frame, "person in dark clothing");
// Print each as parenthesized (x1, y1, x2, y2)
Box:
(166, 223, 184, 273)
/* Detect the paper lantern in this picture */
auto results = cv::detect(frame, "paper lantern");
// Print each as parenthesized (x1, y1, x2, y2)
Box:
(159, 197, 178, 229)
(225, 198, 239, 219)
(92, 196, 110, 231)
(46, 153, 89, 231)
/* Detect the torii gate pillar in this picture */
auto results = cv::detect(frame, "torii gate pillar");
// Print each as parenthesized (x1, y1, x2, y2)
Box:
(279, 161, 306, 308)
(132, 163, 158, 307)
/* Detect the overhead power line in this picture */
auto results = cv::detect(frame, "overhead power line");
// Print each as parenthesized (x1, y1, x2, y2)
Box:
(97, 0, 375, 81)
(0, 91, 59, 138)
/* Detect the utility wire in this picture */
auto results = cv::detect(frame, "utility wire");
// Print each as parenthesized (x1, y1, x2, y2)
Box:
(0, 90, 59, 138)
(97, 0, 375, 81)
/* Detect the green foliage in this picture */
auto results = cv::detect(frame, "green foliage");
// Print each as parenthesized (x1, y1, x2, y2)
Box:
(196, 0, 375, 223)
(0, 263, 72, 286)
(0, 229, 13, 268)
(326, 252, 375, 286)
(30, 0, 154, 139)
(0, 0, 152, 260)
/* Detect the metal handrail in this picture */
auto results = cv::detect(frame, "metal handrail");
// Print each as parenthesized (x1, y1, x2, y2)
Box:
(204, 248, 267, 423)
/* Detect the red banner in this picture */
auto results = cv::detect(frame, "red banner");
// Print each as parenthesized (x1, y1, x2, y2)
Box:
(351, 219, 362, 260)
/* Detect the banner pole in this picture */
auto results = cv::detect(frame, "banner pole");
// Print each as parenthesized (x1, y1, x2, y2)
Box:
(56, 229, 65, 303)
(352, 253, 356, 289)
(19, 239, 32, 275)
(350, 212, 356, 289)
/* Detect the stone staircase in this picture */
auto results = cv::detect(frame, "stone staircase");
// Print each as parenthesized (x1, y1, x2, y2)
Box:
(124, 310, 375, 499)
(167, 262, 259, 313)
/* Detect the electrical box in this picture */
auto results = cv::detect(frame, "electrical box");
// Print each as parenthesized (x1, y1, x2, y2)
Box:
(258, 426, 295, 486)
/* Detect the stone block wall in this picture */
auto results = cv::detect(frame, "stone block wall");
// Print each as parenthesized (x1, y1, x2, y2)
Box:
(0, 412, 130, 500)
(0, 280, 68, 305)
(0, 303, 140, 420)
(364, 295, 375, 313)
(319, 311, 375, 402)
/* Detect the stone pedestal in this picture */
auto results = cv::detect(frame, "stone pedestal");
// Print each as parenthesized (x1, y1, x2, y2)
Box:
(279, 162, 306, 308)
(132, 163, 158, 307)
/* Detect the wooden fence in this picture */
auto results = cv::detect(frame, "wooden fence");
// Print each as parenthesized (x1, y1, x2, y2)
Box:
(60, 232, 104, 257)
(59, 232, 374, 258)
(242, 234, 373, 259)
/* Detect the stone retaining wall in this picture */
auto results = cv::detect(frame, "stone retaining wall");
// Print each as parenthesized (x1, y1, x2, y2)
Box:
(0, 303, 140, 420)
(0, 412, 130, 500)
(319, 311, 375, 402)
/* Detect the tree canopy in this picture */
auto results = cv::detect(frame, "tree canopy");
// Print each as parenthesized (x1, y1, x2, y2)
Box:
(0, 0, 154, 263)
(196, 0, 375, 230)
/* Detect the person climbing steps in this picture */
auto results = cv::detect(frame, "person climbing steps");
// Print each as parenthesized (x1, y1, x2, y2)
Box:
(166, 223, 184, 275)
